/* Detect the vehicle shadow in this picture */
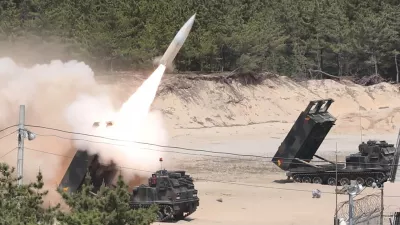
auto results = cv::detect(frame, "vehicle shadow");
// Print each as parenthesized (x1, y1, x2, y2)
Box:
(273, 179, 294, 184)
(162, 217, 195, 223)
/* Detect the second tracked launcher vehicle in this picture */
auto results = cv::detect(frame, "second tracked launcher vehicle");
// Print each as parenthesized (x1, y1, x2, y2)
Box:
(271, 98, 400, 186)
(58, 150, 199, 221)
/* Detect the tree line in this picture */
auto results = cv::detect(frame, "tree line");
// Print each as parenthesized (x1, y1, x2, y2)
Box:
(0, 162, 158, 224)
(0, 0, 399, 80)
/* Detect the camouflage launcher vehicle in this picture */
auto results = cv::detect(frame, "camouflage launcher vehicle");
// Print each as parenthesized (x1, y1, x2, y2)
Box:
(130, 169, 199, 221)
(271, 98, 400, 186)
(58, 151, 199, 221)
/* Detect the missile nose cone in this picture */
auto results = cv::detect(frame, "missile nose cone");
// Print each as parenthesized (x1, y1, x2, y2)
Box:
(187, 14, 196, 27)
(180, 13, 196, 33)
(158, 13, 196, 68)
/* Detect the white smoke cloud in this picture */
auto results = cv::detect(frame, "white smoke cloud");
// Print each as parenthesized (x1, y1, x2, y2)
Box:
(65, 64, 168, 178)
(0, 57, 168, 204)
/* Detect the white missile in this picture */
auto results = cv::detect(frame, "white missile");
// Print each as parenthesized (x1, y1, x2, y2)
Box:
(92, 15, 196, 128)
(159, 14, 196, 67)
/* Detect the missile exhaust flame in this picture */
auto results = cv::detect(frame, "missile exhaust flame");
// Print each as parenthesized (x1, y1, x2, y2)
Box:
(116, 64, 166, 127)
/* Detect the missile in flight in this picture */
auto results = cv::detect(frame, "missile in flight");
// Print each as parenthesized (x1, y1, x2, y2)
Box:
(159, 13, 196, 67)
(92, 14, 196, 129)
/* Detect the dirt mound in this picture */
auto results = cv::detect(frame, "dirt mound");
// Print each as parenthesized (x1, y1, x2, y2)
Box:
(97, 74, 400, 135)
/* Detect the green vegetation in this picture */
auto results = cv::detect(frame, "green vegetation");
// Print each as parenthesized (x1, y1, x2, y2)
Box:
(0, 162, 158, 225)
(0, 0, 399, 79)
(0, 163, 60, 224)
(56, 172, 158, 225)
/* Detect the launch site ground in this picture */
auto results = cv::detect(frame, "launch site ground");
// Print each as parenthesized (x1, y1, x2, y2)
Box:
(159, 125, 400, 225)
(2, 70, 400, 224)
(109, 74, 400, 225)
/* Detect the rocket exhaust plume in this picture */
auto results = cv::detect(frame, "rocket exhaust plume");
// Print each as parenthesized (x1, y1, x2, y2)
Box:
(65, 14, 196, 185)
(118, 13, 196, 124)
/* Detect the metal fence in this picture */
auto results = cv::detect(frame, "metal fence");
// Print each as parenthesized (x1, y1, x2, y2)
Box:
(336, 193, 381, 225)
(334, 192, 400, 225)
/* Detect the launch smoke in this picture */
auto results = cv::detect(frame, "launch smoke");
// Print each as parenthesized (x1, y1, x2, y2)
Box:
(0, 57, 168, 201)
(0, 14, 195, 208)
(66, 64, 169, 177)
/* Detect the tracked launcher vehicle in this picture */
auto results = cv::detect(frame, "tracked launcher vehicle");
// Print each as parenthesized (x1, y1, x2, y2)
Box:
(130, 169, 199, 221)
(58, 150, 199, 221)
(271, 99, 400, 187)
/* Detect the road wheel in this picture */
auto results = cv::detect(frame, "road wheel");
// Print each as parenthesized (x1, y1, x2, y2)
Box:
(356, 177, 365, 185)
(376, 173, 385, 182)
(327, 177, 336, 186)
(156, 211, 164, 222)
(163, 205, 174, 217)
(302, 176, 311, 183)
(339, 178, 350, 186)
(293, 176, 302, 183)
(365, 177, 375, 187)
(312, 177, 323, 184)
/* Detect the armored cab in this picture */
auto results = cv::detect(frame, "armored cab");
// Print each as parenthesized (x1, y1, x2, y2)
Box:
(272, 99, 400, 187)
(390, 138, 400, 183)
(346, 140, 396, 170)
(344, 140, 399, 185)
(155, 170, 195, 189)
(130, 169, 199, 222)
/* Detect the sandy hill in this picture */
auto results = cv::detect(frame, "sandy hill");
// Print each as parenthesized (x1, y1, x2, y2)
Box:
(96, 73, 400, 136)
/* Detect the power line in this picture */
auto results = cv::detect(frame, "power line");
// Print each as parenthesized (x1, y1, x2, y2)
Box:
(23, 147, 336, 194)
(24, 125, 400, 166)
(24, 147, 155, 173)
(0, 147, 17, 159)
(32, 133, 266, 161)
(22, 147, 328, 193)
(4, 118, 400, 203)
(0, 125, 18, 133)
(21, 146, 400, 198)
(32, 133, 338, 164)
(0, 130, 18, 140)
(31, 131, 400, 167)
(25, 124, 281, 159)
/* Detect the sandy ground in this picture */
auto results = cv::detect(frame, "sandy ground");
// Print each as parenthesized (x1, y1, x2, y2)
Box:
(159, 179, 400, 225)
(156, 127, 400, 225)
(98, 75, 400, 225)
(2, 71, 400, 224)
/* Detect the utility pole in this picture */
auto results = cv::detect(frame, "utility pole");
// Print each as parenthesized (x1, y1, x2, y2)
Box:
(349, 191, 355, 225)
(334, 142, 338, 225)
(359, 105, 363, 142)
(347, 180, 363, 225)
(17, 105, 25, 186)
(380, 183, 384, 225)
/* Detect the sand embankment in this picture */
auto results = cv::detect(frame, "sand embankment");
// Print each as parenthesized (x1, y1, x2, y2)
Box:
(98, 74, 400, 136)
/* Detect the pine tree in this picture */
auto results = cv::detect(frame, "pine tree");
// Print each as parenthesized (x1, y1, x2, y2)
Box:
(1, 0, 400, 79)
(57, 171, 158, 225)
(0, 0, 20, 42)
(0, 163, 61, 224)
